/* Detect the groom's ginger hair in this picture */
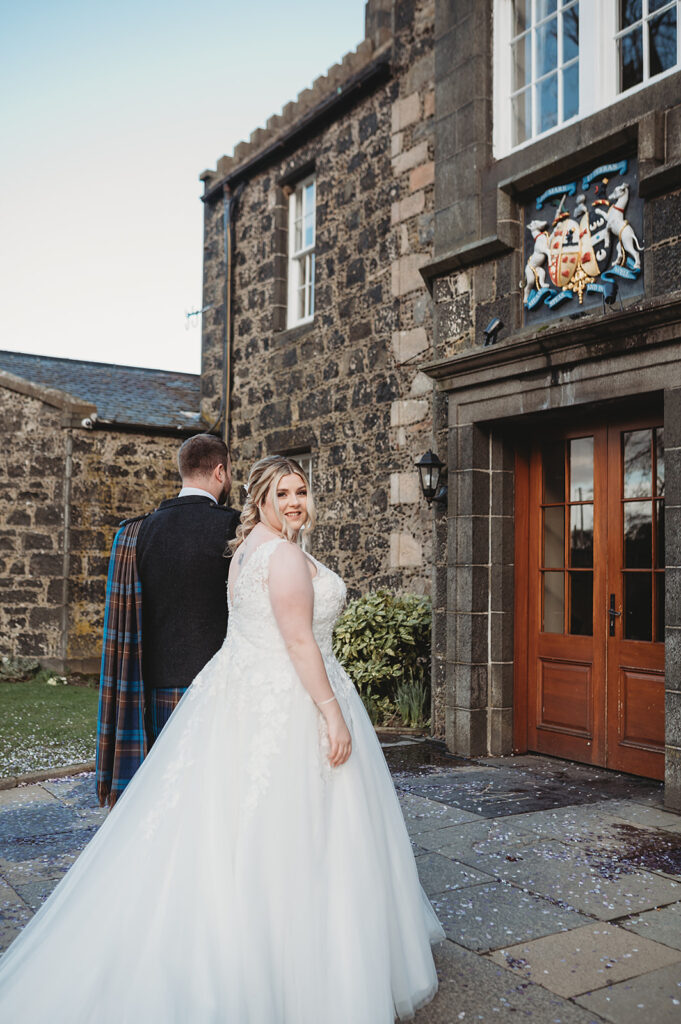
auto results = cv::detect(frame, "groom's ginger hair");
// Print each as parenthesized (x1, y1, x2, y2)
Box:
(178, 434, 229, 481)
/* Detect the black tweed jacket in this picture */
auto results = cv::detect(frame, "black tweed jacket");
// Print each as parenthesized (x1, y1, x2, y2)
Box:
(136, 496, 240, 692)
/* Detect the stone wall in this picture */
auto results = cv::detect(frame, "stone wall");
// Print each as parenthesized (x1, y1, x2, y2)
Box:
(0, 378, 190, 671)
(0, 388, 68, 662)
(66, 429, 185, 670)
(201, 1, 445, 732)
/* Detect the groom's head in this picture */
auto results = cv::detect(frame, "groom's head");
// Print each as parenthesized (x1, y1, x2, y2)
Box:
(178, 434, 232, 504)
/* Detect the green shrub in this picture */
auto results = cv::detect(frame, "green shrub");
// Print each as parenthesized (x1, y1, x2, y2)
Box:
(333, 589, 432, 727)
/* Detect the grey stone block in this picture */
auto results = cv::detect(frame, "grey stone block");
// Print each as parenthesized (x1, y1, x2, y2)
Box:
(490, 514, 515, 566)
(490, 563, 514, 614)
(665, 745, 681, 811)
(664, 388, 681, 448)
(665, 505, 681, 566)
(415, 851, 494, 896)
(455, 612, 488, 663)
(414, 939, 605, 1024)
(490, 610, 514, 662)
(432, 880, 588, 952)
(666, 690, 681, 748)
(491, 469, 514, 516)
(454, 662, 488, 710)
(455, 564, 489, 613)
(667, 567, 681, 627)
(454, 707, 488, 756)
(664, 444, 681, 507)
(434, 199, 479, 255)
(576, 961, 681, 1024)
(456, 469, 490, 516)
(488, 707, 513, 754)
(621, 900, 681, 951)
(489, 661, 514, 707)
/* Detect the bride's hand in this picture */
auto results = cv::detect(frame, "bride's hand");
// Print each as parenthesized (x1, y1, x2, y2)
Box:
(323, 702, 352, 767)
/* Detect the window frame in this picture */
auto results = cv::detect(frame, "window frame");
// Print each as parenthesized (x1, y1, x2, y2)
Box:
(286, 174, 316, 330)
(493, 0, 680, 157)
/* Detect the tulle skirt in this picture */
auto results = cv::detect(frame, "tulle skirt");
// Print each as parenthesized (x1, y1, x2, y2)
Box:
(0, 633, 443, 1023)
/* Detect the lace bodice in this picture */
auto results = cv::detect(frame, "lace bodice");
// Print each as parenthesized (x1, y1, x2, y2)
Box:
(228, 538, 347, 656)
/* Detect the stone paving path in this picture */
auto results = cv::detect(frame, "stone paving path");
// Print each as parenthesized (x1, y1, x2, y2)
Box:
(1, 744, 680, 1023)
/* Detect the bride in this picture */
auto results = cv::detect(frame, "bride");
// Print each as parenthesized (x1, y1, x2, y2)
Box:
(0, 454, 444, 1023)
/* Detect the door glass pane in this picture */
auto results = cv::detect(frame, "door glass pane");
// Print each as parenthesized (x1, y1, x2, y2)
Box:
(624, 572, 652, 641)
(543, 442, 565, 503)
(656, 428, 664, 496)
(543, 572, 564, 633)
(623, 430, 652, 497)
(649, 8, 677, 78)
(569, 572, 593, 635)
(543, 507, 565, 567)
(656, 500, 665, 567)
(624, 500, 652, 567)
(569, 437, 594, 500)
(570, 503, 593, 566)
(656, 572, 665, 641)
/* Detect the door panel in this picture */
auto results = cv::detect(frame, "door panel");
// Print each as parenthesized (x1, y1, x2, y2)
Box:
(522, 413, 664, 780)
(606, 421, 665, 778)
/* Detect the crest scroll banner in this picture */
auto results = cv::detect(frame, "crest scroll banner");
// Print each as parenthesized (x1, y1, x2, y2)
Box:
(521, 158, 644, 322)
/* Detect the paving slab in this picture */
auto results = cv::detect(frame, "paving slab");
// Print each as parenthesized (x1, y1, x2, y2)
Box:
(398, 792, 485, 837)
(489, 922, 681, 998)
(432, 880, 589, 952)
(0, 785, 57, 810)
(413, 938, 609, 1023)
(576, 961, 681, 1023)
(11, 876, 61, 912)
(621, 901, 681, 952)
(413, 816, 534, 857)
(414, 852, 495, 896)
(0, 877, 32, 954)
(438, 834, 681, 920)
(397, 761, 662, 818)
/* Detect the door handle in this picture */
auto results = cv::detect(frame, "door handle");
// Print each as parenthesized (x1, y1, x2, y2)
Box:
(608, 593, 622, 636)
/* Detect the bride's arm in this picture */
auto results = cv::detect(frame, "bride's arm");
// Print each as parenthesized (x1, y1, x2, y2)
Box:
(269, 543, 352, 767)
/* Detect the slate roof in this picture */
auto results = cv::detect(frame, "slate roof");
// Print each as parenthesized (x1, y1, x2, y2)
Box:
(0, 351, 202, 430)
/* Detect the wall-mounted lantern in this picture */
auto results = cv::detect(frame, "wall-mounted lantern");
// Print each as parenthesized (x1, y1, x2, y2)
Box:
(416, 450, 447, 505)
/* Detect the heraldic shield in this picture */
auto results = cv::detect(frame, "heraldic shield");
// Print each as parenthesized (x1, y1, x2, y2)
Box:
(521, 159, 644, 317)
(548, 214, 580, 289)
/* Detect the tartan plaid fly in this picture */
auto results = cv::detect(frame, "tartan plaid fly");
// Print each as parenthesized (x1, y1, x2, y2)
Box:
(96, 518, 147, 807)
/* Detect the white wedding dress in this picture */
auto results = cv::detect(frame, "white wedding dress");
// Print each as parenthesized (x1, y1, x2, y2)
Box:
(0, 538, 444, 1023)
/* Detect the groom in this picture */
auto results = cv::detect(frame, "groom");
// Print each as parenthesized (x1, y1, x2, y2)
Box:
(96, 433, 239, 807)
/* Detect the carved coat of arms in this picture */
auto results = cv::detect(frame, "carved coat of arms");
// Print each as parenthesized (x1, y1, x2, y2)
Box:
(522, 160, 644, 316)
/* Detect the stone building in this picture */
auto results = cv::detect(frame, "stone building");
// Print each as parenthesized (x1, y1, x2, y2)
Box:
(0, 352, 201, 672)
(200, 0, 681, 809)
(420, 0, 681, 808)
(198, 0, 439, 619)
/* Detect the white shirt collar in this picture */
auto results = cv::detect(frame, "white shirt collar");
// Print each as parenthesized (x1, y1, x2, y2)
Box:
(178, 486, 217, 503)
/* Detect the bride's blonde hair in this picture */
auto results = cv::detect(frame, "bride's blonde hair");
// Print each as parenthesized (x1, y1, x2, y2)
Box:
(228, 455, 316, 553)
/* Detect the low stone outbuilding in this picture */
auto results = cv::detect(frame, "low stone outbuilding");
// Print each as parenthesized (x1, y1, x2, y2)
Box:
(0, 352, 202, 672)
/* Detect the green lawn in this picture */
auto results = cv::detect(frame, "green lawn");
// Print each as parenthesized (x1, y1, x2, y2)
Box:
(0, 675, 99, 778)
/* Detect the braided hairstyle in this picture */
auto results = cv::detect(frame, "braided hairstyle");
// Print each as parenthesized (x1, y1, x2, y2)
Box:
(228, 455, 315, 553)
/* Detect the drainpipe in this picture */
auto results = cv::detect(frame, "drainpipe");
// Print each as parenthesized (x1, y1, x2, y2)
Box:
(206, 182, 244, 443)
(60, 429, 73, 668)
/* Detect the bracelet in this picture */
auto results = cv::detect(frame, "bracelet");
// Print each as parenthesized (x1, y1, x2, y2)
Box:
(317, 695, 337, 707)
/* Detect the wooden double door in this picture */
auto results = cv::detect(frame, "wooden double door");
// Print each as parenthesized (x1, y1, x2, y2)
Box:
(519, 412, 665, 779)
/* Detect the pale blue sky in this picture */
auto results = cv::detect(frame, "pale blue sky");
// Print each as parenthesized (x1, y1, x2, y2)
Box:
(0, 0, 367, 373)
